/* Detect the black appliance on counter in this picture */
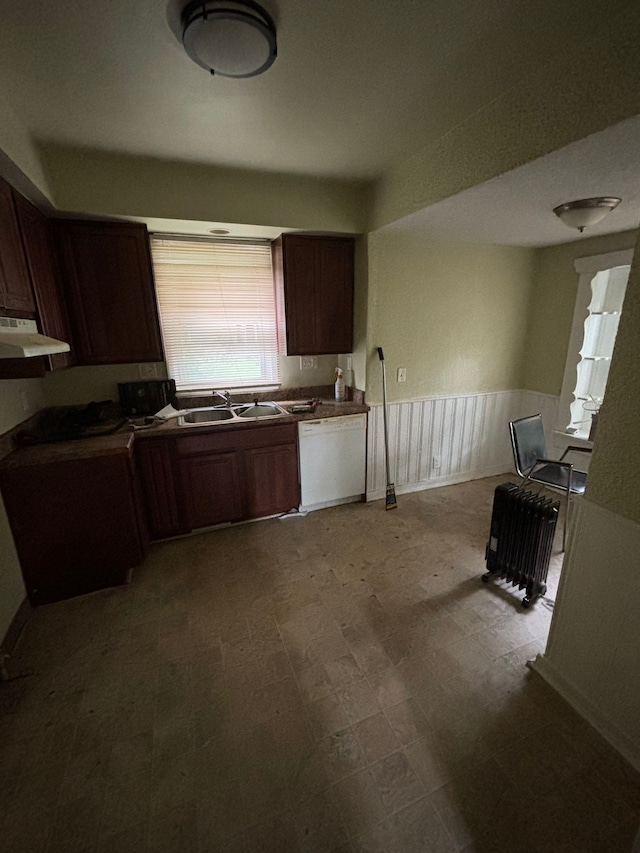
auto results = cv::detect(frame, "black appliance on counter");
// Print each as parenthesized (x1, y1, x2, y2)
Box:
(118, 379, 177, 416)
(16, 402, 127, 446)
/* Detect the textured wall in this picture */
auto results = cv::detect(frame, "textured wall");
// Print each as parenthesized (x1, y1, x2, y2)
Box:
(0, 379, 44, 643)
(540, 498, 640, 770)
(0, 91, 52, 202)
(587, 231, 640, 525)
(38, 145, 371, 235)
(371, 2, 640, 229)
(365, 231, 535, 404)
(522, 230, 638, 396)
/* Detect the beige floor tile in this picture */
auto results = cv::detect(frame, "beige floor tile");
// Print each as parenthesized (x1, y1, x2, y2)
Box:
(353, 712, 401, 764)
(383, 697, 432, 745)
(338, 681, 381, 725)
(331, 769, 387, 837)
(2, 475, 639, 853)
(319, 727, 368, 783)
(368, 750, 425, 815)
(307, 693, 351, 739)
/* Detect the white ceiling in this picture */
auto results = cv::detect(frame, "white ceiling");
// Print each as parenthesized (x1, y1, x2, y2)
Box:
(0, 0, 639, 245)
(0, 0, 619, 181)
(383, 116, 640, 246)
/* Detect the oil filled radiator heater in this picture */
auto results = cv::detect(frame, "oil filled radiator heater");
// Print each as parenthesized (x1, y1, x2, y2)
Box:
(483, 482, 559, 608)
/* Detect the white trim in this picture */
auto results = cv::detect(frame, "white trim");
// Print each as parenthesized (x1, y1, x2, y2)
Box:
(530, 653, 640, 772)
(559, 252, 631, 438)
(573, 248, 634, 274)
(299, 494, 363, 513)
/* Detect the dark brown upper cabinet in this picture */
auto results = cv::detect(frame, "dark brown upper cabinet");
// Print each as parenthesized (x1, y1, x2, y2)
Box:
(0, 175, 36, 314)
(55, 220, 164, 365)
(272, 233, 354, 355)
(14, 193, 74, 371)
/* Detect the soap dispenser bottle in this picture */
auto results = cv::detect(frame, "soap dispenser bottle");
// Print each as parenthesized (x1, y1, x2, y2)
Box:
(334, 367, 346, 402)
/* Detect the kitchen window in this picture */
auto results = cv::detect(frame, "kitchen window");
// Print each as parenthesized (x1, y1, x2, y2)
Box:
(558, 249, 632, 439)
(151, 236, 280, 391)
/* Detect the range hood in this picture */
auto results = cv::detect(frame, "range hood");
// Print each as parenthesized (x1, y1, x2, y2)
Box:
(0, 317, 70, 358)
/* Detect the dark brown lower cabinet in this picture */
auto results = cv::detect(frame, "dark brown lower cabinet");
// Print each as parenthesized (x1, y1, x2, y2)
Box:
(181, 451, 244, 528)
(245, 443, 300, 519)
(137, 422, 301, 535)
(0, 444, 146, 605)
(135, 439, 188, 539)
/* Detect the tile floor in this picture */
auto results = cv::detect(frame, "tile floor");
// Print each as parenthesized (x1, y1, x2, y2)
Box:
(1, 475, 639, 852)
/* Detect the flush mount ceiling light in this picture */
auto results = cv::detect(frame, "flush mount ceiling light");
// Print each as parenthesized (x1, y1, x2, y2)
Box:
(553, 197, 621, 233)
(181, 0, 277, 78)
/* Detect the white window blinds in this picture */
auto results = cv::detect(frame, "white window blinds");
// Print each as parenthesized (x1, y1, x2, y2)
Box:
(151, 237, 280, 391)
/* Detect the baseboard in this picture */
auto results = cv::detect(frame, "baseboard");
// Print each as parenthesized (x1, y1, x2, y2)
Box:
(531, 653, 640, 773)
(0, 597, 31, 656)
(299, 494, 364, 513)
(366, 465, 509, 502)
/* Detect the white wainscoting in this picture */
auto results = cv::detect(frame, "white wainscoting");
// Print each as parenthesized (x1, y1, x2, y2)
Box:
(366, 389, 558, 500)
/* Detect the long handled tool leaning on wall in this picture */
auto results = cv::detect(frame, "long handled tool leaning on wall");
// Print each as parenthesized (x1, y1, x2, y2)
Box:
(377, 347, 397, 510)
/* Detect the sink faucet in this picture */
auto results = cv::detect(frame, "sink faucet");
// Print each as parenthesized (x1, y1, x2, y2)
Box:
(214, 390, 233, 407)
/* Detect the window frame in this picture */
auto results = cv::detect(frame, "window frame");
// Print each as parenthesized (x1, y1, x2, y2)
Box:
(557, 248, 633, 441)
(150, 234, 281, 393)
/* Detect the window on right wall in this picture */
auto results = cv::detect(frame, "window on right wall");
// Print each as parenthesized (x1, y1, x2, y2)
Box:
(559, 249, 633, 439)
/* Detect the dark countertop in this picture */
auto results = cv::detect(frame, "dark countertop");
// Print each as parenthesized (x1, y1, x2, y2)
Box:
(0, 431, 135, 469)
(135, 398, 369, 439)
(0, 398, 368, 466)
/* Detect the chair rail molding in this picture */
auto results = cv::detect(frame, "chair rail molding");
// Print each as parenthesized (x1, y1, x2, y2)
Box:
(366, 389, 558, 500)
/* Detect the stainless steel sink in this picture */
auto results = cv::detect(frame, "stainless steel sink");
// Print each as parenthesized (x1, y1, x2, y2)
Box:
(178, 408, 235, 425)
(177, 402, 288, 426)
(236, 403, 287, 419)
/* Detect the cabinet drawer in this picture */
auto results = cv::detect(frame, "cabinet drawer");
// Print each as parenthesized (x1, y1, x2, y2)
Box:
(177, 423, 297, 456)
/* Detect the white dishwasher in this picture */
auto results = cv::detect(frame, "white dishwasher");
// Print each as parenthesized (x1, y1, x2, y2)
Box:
(298, 414, 367, 511)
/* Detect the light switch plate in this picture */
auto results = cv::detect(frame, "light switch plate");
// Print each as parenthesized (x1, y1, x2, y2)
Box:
(300, 356, 318, 370)
(397, 367, 407, 382)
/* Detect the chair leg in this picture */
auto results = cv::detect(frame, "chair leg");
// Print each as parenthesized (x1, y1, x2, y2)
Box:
(563, 491, 570, 551)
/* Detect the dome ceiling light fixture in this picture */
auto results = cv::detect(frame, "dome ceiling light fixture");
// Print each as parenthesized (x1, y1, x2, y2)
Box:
(553, 197, 621, 233)
(181, 0, 277, 78)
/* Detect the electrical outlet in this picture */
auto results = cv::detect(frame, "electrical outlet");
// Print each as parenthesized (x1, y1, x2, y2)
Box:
(397, 367, 407, 383)
(138, 363, 157, 379)
(346, 356, 352, 370)
(300, 356, 318, 370)
(432, 454, 441, 470)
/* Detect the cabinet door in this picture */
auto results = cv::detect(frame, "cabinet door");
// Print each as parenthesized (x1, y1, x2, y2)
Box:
(0, 177, 35, 313)
(14, 193, 74, 370)
(316, 237, 354, 354)
(278, 236, 317, 355)
(136, 439, 187, 539)
(244, 442, 300, 519)
(274, 234, 354, 356)
(0, 453, 145, 605)
(181, 451, 244, 528)
(55, 220, 163, 364)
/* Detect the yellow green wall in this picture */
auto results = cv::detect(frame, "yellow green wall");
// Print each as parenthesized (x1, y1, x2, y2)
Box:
(587, 231, 640, 525)
(365, 231, 535, 404)
(371, 2, 640, 229)
(522, 230, 638, 396)
(38, 145, 371, 234)
(0, 379, 45, 642)
(0, 92, 52, 202)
